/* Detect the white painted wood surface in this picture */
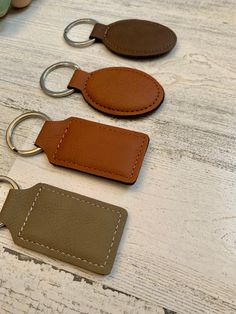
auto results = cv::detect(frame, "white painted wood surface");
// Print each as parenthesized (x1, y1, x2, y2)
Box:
(0, 0, 236, 313)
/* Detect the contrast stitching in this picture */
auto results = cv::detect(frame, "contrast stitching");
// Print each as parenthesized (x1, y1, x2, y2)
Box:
(18, 186, 122, 268)
(83, 68, 162, 113)
(104, 23, 176, 54)
(52, 119, 147, 179)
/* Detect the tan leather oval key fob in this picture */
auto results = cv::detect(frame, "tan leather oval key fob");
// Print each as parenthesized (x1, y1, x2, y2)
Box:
(40, 63, 164, 117)
(7, 112, 149, 184)
(68, 67, 164, 116)
(64, 18, 177, 58)
(0, 180, 127, 275)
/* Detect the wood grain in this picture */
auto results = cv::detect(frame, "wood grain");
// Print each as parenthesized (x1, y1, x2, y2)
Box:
(0, 0, 236, 313)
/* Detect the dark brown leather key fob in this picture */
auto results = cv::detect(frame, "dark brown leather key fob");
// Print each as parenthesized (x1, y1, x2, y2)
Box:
(0, 176, 127, 275)
(6, 112, 149, 184)
(64, 18, 177, 58)
(40, 62, 164, 117)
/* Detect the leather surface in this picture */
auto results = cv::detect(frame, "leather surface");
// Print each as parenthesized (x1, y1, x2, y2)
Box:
(0, 183, 127, 274)
(90, 19, 177, 57)
(68, 67, 164, 116)
(35, 117, 149, 184)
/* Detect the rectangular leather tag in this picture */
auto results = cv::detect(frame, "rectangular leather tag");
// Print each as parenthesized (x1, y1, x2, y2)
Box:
(0, 183, 127, 274)
(34, 117, 149, 184)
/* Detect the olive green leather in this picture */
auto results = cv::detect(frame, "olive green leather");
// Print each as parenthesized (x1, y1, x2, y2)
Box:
(0, 183, 127, 274)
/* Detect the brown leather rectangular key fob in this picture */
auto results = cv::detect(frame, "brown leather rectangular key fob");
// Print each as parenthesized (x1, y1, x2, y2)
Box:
(7, 113, 149, 184)
(35, 117, 149, 184)
(0, 178, 127, 275)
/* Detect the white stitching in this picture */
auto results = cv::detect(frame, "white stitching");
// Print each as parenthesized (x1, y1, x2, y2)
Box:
(18, 186, 122, 268)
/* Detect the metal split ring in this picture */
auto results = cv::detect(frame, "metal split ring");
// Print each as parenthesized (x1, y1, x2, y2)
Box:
(40, 61, 80, 97)
(64, 18, 98, 48)
(0, 176, 19, 229)
(6, 111, 50, 156)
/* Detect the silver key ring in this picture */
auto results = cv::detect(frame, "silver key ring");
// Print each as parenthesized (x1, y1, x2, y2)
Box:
(0, 176, 19, 229)
(64, 18, 98, 47)
(6, 111, 50, 156)
(40, 61, 80, 98)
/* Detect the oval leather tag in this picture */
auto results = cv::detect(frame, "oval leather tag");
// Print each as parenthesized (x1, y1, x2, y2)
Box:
(68, 67, 164, 116)
(90, 19, 177, 58)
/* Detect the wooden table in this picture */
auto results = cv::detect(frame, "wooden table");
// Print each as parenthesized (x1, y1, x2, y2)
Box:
(0, 1, 236, 313)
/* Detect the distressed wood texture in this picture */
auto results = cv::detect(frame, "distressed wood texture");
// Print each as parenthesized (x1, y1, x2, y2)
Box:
(0, 0, 236, 313)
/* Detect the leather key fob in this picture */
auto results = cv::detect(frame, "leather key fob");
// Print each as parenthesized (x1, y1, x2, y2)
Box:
(35, 116, 149, 184)
(68, 67, 164, 116)
(0, 182, 127, 274)
(64, 18, 177, 58)
(90, 19, 177, 58)
(7, 113, 149, 184)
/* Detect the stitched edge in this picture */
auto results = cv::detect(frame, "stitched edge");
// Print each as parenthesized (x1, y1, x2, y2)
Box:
(83, 68, 162, 113)
(18, 186, 122, 268)
(52, 119, 72, 160)
(52, 119, 147, 180)
(104, 22, 176, 54)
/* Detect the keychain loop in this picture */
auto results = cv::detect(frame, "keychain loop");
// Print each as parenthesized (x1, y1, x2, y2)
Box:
(0, 176, 19, 229)
(40, 61, 80, 98)
(64, 18, 98, 47)
(6, 111, 50, 156)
